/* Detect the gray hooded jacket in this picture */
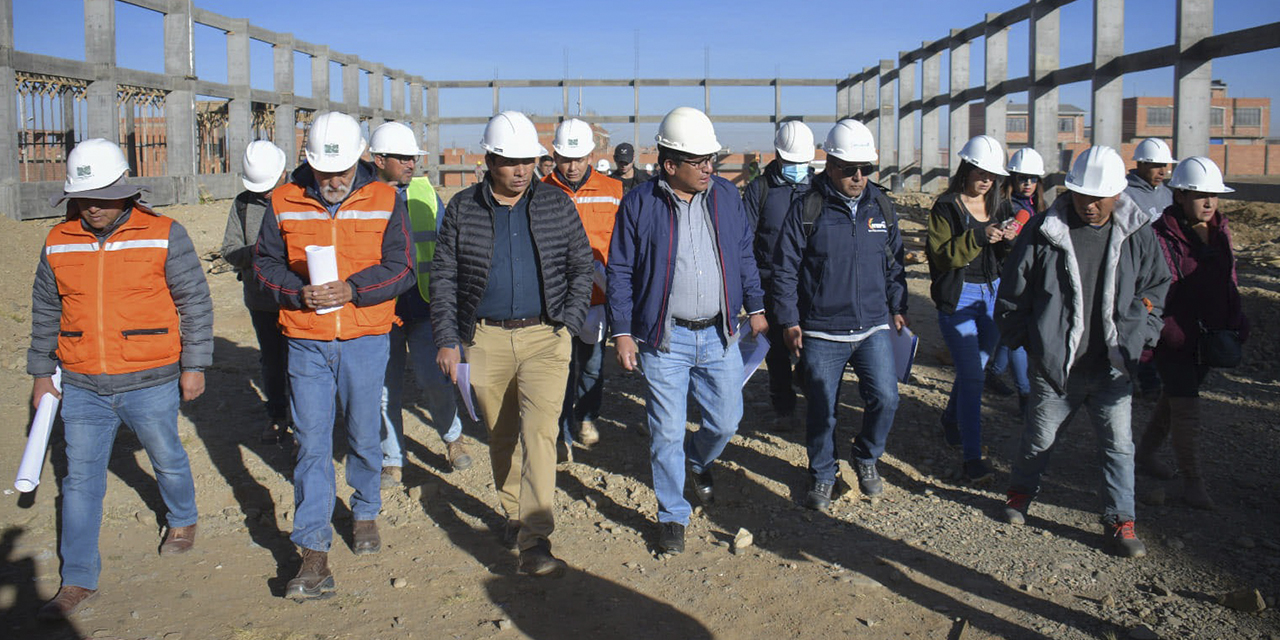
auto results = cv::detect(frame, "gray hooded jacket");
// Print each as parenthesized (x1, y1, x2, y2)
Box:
(995, 192, 1172, 394)
(1123, 172, 1173, 224)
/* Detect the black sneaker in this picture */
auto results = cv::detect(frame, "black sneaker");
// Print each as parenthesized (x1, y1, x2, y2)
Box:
(940, 415, 962, 449)
(985, 373, 1015, 396)
(690, 468, 715, 506)
(963, 459, 993, 484)
(658, 522, 686, 554)
(853, 460, 884, 496)
(1002, 491, 1032, 525)
(499, 520, 520, 550)
(804, 481, 834, 512)
(1106, 520, 1147, 558)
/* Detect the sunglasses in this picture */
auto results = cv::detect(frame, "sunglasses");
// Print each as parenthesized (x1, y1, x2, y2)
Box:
(379, 154, 417, 164)
(831, 161, 876, 178)
(1015, 175, 1040, 183)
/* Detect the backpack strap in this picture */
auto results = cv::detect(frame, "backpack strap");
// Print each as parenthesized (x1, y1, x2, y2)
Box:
(801, 189, 825, 237)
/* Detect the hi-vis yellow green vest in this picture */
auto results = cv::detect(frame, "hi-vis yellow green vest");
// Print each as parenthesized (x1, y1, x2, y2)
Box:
(406, 177, 439, 302)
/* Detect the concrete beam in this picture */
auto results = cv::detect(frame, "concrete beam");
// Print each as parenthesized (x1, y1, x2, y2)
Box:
(84, 0, 118, 142)
(1029, 0, 1062, 175)
(1174, 0, 1212, 158)
(227, 18, 251, 179)
(897, 55, 918, 191)
(949, 29, 970, 173)
(878, 60, 896, 184)
(164, 0, 196, 202)
(1091, 0, 1125, 149)
(985, 13, 1009, 144)
(921, 42, 944, 192)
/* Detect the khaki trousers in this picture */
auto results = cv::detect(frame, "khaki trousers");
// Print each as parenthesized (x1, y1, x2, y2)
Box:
(468, 323, 571, 550)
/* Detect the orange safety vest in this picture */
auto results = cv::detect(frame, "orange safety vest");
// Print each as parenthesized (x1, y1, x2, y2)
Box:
(271, 180, 399, 341)
(543, 169, 623, 305)
(44, 207, 181, 376)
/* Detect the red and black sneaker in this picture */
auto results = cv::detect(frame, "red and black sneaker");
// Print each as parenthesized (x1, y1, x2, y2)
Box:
(1002, 491, 1033, 525)
(1107, 520, 1147, 558)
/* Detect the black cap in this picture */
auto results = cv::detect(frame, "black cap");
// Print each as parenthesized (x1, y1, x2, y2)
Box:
(614, 143, 635, 163)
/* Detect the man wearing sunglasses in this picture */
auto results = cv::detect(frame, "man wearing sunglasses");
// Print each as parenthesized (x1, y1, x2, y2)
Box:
(772, 119, 909, 511)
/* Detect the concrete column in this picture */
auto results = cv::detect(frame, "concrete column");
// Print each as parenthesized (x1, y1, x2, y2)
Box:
(703, 80, 710, 115)
(0, 0, 18, 219)
(273, 34, 296, 165)
(311, 46, 330, 111)
(774, 79, 781, 129)
(562, 81, 570, 119)
(878, 60, 896, 183)
(227, 18, 251, 178)
(389, 74, 404, 119)
(949, 29, 970, 173)
(1029, 0, 1062, 175)
(921, 43, 943, 192)
(897, 54, 918, 190)
(342, 62, 359, 112)
(1091, 0, 1125, 149)
(84, 0, 118, 143)
(862, 66, 876, 124)
(850, 75, 863, 119)
(409, 80, 423, 145)
(426, 83, 440, 186)
(164, 0, 197, 202)
(985, 14, 1009, 144)
(492, 83, 499, 115)
(368, 63, 384, 120)
(836, 78, 851, 119)
(1174, 0, 1212, 158)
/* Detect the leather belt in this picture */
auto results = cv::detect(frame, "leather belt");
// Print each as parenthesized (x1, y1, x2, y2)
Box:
(480, 316, 544, 330)
(673, 314, 721, 330)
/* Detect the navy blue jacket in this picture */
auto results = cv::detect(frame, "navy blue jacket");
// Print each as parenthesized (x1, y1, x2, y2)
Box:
(607, 174, 765, 348)
(743, 159, 813, 292)
(771, 173, 908, 332)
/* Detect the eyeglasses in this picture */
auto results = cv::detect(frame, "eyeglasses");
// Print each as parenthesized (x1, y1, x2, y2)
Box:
(831, 161, 876, 178)
(679, 155, 716, 169)
(380, 154, 417, 164)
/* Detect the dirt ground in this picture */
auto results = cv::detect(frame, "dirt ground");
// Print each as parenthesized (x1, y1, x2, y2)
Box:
(1, 191, 1278, 640)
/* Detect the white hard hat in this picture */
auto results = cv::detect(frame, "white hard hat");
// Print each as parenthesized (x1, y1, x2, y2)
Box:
(481, 111, 547, 159)
(242, 140, 286, 193)
(1065, 146, 1129, 198)
(1006, 147, 1046, 177)
(1132, 137, 1176, 164)
(823, 119, 878, 163)
(64, 138, 130, 194)
(958, 135, 1010, 176)
(305, 112, 367, 173)
(774, 121, 816, 163)
(1167, 156, 1234, 194)
(644, 163, 654, 172)
(552, 118, 596, 158)
(369, 121, 424, 156)
(596, 159, 611, 173)
(655, 107, 721, 156)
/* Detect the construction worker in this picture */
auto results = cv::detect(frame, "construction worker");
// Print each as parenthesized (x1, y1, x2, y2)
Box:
(254, 112, 416, 598)
(30, 139, 213, 621)
(1126, 138, 1176, 223)
(432, 111, 594, 577)
(611, 142, 650, 194)
(997, 146, 1171, 558)
(221, 140, 290, 444)
(772, 119, 909, 511)
(543, 118, 624, 457)
(742, 121, 816, 428)
(537, 155, 555, 180)
(607, 107, 767, 555)
(369, 122, 473, 485)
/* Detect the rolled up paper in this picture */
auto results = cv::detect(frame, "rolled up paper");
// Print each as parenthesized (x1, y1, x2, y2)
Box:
(15, 367, 62, 493)
(304, 245, 342, 315)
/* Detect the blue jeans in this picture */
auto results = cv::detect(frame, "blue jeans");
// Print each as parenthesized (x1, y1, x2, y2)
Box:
(381, 318, 464, 467)
(938, 282, 1001, 461)
(638, 325, 743, 525)
(1008, 366, 1136, 523)
(559, 338, 606, 446)
(249, 309, 290, 421)
(288, 334, 389, 551)
(59, 380, 196, 590)
(801, 330, 899, 485)
(988, 344, 1030, 395)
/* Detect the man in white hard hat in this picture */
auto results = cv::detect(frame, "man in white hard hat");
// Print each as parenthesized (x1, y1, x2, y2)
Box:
(368, 122, 473, 485)
(254, 112, 416, 598)
(607, 106, 767, 555)
(772, 118, 909, 510)
(1125, 138, 1176, 223)
(611, 142, 650, 194)
(543, 118, 624, 456)
(30, 138, 213, 621)
(432, 110, 593, 577)
(996, 145, 1171, 558)
(743, 121, 816, 429)
(222, 140, 290, 445)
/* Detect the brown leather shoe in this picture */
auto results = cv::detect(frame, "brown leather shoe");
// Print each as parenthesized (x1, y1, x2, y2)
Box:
(160, 524, 197, 555)
(518, 540, 567, 578)
(37, 586, 98, 622)
(446, 441, 473, 471)
(353, 520, 381, 555)
(285, 548, 335, 600)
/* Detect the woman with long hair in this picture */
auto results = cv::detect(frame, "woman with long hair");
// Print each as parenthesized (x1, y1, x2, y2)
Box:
(926, 135, 1019, 482)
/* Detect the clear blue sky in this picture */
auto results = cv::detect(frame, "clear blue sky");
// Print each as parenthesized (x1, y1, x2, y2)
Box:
(14, 0, 1280, 152)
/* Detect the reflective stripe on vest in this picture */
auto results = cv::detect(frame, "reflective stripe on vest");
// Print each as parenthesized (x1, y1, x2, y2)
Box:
(406, 176, 439, 302)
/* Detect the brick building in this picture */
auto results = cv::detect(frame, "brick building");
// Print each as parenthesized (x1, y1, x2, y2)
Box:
(969, 103, 1088, 145)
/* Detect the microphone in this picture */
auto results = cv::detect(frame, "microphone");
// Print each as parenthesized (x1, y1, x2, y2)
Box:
(1004, 209, 1032, 235)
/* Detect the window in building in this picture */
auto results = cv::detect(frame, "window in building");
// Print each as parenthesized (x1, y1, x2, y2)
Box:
(1210, 107, 1225, 127)
(1234, 107, 1262, 127)
(1007, 117, 1027, 132)
(1058, 117, 1075, 133)
(1147, 107, 1173, 126)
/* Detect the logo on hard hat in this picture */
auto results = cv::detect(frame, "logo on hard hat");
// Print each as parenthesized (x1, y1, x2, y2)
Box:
(324, 144, 339, 155)
(568, 138, 579, 146)
(76, 165, 92, 178)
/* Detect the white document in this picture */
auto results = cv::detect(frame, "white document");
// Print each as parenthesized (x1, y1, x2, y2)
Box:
(15, 368, 62, 493)
(454, 363, 479, 421)
(737, 319, 771, 388)
(890, 326, 919, 383)
(304, 245, 342, 315)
